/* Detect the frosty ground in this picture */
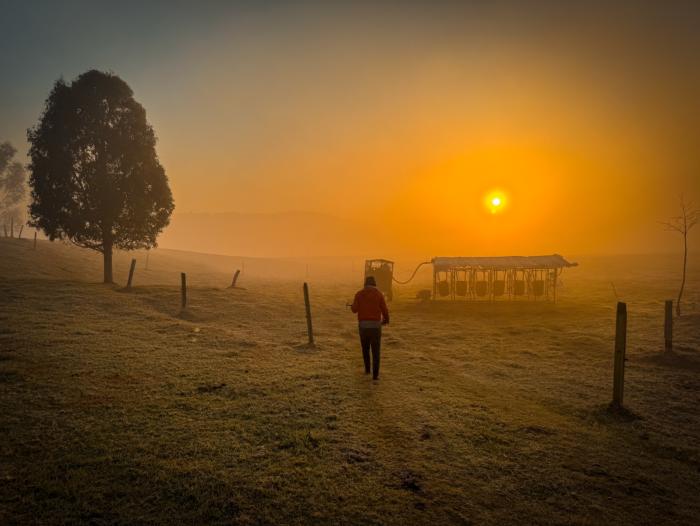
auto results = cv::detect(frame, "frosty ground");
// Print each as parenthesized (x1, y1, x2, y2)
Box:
(0, 239, 698, 525)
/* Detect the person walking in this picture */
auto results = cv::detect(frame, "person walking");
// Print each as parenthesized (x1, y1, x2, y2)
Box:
(350, 276, 390, 380)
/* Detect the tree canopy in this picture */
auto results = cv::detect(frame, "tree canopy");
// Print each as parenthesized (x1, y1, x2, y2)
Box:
(27, 70, 174, 282)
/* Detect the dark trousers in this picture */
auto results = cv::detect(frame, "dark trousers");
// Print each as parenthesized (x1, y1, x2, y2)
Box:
(359, 327, 381, 379)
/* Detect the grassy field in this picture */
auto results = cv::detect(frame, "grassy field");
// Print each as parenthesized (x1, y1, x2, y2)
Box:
(1, 238, 699, 525)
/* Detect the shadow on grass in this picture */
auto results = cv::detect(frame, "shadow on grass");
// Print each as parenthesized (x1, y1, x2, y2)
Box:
(640, 350, 700, 371)
(293, 342, 318, 352)
(594, 403, 642, 423)
(177, 308, 199, 322)
(398, 298, 600, 321)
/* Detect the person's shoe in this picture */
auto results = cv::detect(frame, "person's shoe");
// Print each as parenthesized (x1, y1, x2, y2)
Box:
(373, 376, 379, 381)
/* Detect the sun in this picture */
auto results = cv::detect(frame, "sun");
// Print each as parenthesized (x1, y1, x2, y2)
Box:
(485, 191, 507, 214)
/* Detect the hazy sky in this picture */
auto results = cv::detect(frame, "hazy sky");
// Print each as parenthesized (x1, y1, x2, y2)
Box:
(1, 1, 699, 256)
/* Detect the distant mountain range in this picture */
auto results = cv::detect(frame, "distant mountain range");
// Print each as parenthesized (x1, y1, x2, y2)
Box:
(158, 211, 387, 258)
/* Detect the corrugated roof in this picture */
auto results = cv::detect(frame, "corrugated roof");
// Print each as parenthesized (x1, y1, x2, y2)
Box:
(431, 254, 577, 270)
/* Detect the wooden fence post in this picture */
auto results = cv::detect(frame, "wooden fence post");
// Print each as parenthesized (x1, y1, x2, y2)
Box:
(664, 300, 673, 352)
(126, 259, 136, 289)
(303, 282, 314, 346)
(612, 302, 627, 409)
(230, 269, 241, 288)
(33, 231, 37, 249)
(17, 225, 23, 239)
(181, 273, 187, 309)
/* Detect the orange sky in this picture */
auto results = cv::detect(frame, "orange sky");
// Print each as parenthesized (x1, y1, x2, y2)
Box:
(3, 3, 699, 257)
(154, 5, 698, 256)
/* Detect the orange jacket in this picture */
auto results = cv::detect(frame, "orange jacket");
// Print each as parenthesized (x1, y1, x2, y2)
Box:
(351, 286, 389, 323)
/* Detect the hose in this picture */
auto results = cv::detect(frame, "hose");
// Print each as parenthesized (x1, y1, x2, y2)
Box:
(392, 261, 431, 284)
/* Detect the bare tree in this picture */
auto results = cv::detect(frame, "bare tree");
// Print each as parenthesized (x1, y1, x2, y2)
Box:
(0, 141, 27, 237)
(662, 195, 699, 316)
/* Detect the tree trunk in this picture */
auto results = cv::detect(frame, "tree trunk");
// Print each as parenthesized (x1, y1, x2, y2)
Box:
(676, 233, 687, 317)
(103, 242, 114, 284)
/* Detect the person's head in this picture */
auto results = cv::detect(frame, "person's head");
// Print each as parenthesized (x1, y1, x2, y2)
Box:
(364, 275, 377, 287)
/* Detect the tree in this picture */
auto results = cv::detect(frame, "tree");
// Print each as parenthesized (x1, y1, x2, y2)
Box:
(0, 141, 27, 236)
(27, 70, 174, 283)
(662, 195, 698, 316)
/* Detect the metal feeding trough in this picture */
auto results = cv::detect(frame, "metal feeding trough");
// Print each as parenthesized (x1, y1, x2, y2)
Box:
(430, 255, 578, 302)
(363, 254, 577, 302)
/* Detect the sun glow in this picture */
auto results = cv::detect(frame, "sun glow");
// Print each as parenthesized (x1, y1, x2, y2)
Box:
(485, 191, 507, 214)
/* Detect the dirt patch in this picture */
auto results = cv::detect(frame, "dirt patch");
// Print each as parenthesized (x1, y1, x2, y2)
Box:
(0, 370, 22, 383)
(196, 382, 226, 393)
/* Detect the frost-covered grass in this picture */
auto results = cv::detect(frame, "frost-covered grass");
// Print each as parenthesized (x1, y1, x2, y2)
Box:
(0, 238, 698, 525)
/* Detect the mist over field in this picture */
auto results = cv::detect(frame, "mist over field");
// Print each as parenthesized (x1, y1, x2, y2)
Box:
(160, 210, 700, 260)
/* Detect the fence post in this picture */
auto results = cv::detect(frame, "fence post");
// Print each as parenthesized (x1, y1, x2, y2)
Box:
(303, 282, 314, 346)
(18, 225, 23, 239)
(126, 259, 136, 289)
(230, 269, 241, 288)
(664, 300, 673, 352)
(612, 302, 627, 409)
(33, 231, 37, 249)
(181, 273, 187, 309)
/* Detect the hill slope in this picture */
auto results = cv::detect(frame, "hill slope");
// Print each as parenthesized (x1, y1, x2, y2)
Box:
(1, 238, 699, 525)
